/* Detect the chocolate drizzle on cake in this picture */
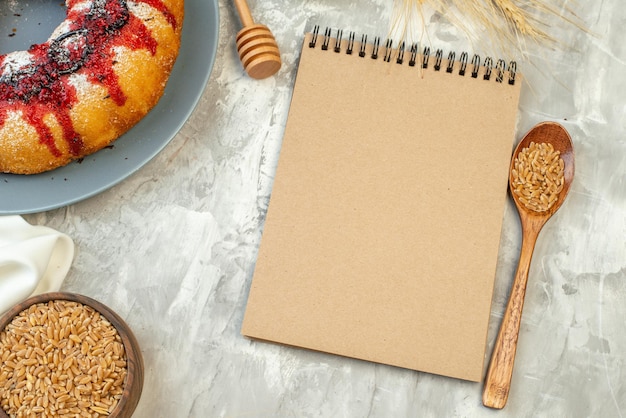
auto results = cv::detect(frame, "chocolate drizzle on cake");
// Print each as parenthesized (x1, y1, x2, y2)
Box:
(0, 0, 172, 158)
(0, 0, 130, 103)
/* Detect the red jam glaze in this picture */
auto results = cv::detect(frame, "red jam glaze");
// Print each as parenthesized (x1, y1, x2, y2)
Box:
(0, 0, 176, 160)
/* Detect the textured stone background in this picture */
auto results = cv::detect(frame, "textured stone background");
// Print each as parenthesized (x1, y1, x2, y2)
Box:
(16, 0, 626, 416)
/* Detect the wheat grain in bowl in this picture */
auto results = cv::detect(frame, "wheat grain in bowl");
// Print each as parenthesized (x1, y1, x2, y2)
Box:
(0, 300, 128, 417)
(510, 141, 565, 212)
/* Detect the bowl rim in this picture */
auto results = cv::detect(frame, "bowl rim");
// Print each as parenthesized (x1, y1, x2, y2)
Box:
(0, 292, 144, 418)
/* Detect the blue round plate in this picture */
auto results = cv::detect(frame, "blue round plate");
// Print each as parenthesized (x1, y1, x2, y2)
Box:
(0, 0, 219, 214)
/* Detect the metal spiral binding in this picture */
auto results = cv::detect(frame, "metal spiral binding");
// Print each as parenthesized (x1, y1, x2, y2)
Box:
(507, 62, 517, 85)
(471, 54, 481, 78)
(359, 34, 367, 57)
(371, 37, 381, 59)
(396, 42, 405, 65)
(495, 59, 506, 83)
(409, 44, 418, 67)
(346, 32, 355, 55)
(433, 49, 443, 71)
(384, 39, 394, 62)
(309, 26, 319, 48)
(321, 27, 331, 50)
(334, 30, 343, 53)
(422, 47, 430, 69)
(307, 26, 518, 85)
(483, 57, 493, 80)
(459, 52, 468, 76)
(446, 51, 455, 73)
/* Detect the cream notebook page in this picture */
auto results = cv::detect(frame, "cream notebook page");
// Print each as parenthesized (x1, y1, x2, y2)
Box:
(243, 29, 522, 382)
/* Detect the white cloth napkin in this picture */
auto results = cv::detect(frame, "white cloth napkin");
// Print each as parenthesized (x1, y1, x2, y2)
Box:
(0, 216, 74, 315)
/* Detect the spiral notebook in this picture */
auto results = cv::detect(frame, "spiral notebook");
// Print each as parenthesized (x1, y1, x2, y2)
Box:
(242, 27, 522, 382)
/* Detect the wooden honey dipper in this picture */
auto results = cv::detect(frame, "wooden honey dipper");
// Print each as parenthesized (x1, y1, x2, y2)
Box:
(233, 0, 281, 79)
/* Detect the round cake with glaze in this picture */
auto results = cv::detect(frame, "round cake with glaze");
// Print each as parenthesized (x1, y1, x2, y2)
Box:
(0, 0, 184, 174)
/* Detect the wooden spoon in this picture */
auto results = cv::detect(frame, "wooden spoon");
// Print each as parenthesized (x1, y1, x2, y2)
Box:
(233, 0, 281, 79)
(482, 121, 575, 409)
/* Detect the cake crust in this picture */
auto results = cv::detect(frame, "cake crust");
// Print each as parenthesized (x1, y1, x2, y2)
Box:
(0, 0, 185, 174)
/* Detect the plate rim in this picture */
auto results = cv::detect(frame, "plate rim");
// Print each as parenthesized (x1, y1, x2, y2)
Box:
(0, 0, 220, 215)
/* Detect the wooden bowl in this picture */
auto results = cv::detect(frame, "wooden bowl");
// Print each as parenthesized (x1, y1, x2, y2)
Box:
(0, 292, 143, 418)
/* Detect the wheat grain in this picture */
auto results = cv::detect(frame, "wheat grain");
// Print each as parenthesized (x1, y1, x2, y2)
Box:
(0, 301, 127, 418)
(511, 141, 565, 212)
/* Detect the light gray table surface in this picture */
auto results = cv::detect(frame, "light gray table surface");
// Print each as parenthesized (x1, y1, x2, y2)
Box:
(15, 0, 626, 416)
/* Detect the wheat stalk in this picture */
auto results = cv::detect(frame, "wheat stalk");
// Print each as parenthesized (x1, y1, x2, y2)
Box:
(391, 0, 585, 61)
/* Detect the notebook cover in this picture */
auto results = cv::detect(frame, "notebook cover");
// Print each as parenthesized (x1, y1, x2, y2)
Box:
(242, 32, 522, 382)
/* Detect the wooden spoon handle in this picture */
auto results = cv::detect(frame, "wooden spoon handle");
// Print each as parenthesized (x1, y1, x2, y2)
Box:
(482, 224, 540, 409)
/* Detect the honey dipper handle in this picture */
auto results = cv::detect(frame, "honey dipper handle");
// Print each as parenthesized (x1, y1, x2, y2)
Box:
(482, 218, 543, 409)
(233, 0, 255, 27)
